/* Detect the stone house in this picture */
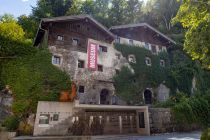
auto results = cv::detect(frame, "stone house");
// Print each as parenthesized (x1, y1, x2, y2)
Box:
(110, 23, 176, 103)
(32, 15, 176, 136)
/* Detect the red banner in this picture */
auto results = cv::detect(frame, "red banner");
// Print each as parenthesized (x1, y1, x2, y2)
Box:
(87, 41, 98, 70)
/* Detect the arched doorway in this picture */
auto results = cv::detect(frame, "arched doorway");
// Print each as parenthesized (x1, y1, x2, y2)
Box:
(100, 89, 109, 105)
(144, 89, 152, 104)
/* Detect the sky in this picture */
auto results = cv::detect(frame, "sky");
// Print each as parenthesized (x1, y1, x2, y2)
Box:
(0, 0, 37, 18)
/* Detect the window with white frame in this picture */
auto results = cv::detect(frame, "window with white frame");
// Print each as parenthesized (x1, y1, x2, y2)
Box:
(78, 60, 85, 68)
(160, 59, 165, 67)
(57, 35, 64, 41)
(144, 43, 150, 50)
(99, 45, 107, 53)
(52, 55, 61, 65)
(128, 54, 136, 63)
(72, 38, 79, 46)
(145, 57, 152, 66)
(129, 39, 133, 45)
(115, 37, 120, 43)
(39, 114, 50, 124)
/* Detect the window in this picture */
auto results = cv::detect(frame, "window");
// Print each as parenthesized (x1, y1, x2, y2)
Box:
(158, 46, 163, 52)
(145, 57, 152, 66)
(115, 69, 120, 75)
(115, 53, 121, 59)
(151, 45, 157, 54)
(53, 114, 59, 121)
(144, 43, 150, 50)
(129, 39, 133, 45)
(160, 60, 165, 67)
(78, 86, 85, 93)
(57, 35, 64, 41)
(39, 114, 50, 124)
(138, 112, 145, 128)
(128, 55, 136, 63)
(98, 65, 103, 72)
(78, 60, 84, 68)
(115, 37, 120, 43)
(72, 38, 79, 46)
(99, 45, 107, 53)
(52, 55, 61, 65)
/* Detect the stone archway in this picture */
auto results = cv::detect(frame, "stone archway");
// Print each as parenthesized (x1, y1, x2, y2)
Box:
(100, 89, 109, 105)
(144, 89, 152, 104)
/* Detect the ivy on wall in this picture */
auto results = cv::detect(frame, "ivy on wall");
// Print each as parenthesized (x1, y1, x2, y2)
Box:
(114, 43, 210, 104)
(114, 43, 169, 104)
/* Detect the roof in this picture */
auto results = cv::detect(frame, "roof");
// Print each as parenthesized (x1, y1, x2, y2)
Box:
(110, 23, 176, 44)
(33, 15, 115, 46)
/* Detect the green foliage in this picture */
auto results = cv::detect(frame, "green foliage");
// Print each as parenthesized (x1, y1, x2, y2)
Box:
(1, 48, 71, 116)
(114, 44, 169, 104)
(201, 128, 210, 140)
(173, 0, 210, 69)
(2, 116, 19, 131)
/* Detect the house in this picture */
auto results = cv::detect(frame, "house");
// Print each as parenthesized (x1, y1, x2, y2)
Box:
(33, 15, 150, 136)
(110, 23, 176, 103)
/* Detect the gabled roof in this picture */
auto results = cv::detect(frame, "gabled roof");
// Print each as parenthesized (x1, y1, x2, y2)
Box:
(110, 23, 176, 45)
(34, 15, 115, 46)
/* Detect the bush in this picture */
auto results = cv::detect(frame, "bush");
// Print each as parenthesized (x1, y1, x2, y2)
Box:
(2, 116, 19, 131)
(201, 128, 210, 140)
(18, 121, 33, 135)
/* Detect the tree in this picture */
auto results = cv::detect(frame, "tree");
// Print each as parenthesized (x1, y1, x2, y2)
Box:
(173, 0, 210, 69)
(18, 15, 38, 39)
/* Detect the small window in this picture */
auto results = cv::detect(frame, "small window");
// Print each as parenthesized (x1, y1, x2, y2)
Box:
(98, 65, 103, 72)
(78, 60, 85, 68)
(151, 45, 157, 54)
(78, 86, 85, 93)
(57, 35, 64, 41)
(144, 43, 150, 50)
(99, 45, 107, 52)
(72, 38, 79, 46)
(158, 46, 163, 52)
(115, 69, 120, 75)
(39, 114, 50, 124)
(160, 60, 165, 67)
(52, 55, 61, 65)
(115, 53, 121, 59)
(115, 37, 120, 43)
(129, 39, 133, 45)
(138, 112, 145, 128)
(128, 55, 136, 63)
(53, 114, 59, 121)
(145, 57, 152, 66)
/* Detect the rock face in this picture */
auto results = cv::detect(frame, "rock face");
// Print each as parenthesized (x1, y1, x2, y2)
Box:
(0, 90, 13, 123)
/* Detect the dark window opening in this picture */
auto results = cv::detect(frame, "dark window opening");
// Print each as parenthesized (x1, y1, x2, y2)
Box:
(78, 86, 85, 93)
(98, 65, 103, 72)
(115, 69, 120, 75)
(144, 89, 152, 104)
(100, 89, 109, 104)
(151, 45, 157, 53)
(138, 112, 145, 128)
(53, 114, 59, 121)
(78, 60, 85, 68)
(99, 45, 107, 52)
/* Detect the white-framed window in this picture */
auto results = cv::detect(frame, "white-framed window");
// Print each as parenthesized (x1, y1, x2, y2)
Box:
(128, 54, 136, 63)
(145, 57, 152, 66)
(115, 37, 120, 43)
(78, 85, 85, 94)
(52, 55, 61, 65)
(151, 45, 157, 54)
(129, 39, 133, 45)
(72, 38, 79, 46)
(99, 45, 107, 53)
(78, 60, 85, 68)
(57, 35, 64, 41)
(160, 59, 165, 67)
(39, 114, 50, 124)
(144, 43, 150, 50)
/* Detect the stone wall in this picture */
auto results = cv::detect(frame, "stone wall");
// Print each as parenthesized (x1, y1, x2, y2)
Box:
(149, 108, 174, 134)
